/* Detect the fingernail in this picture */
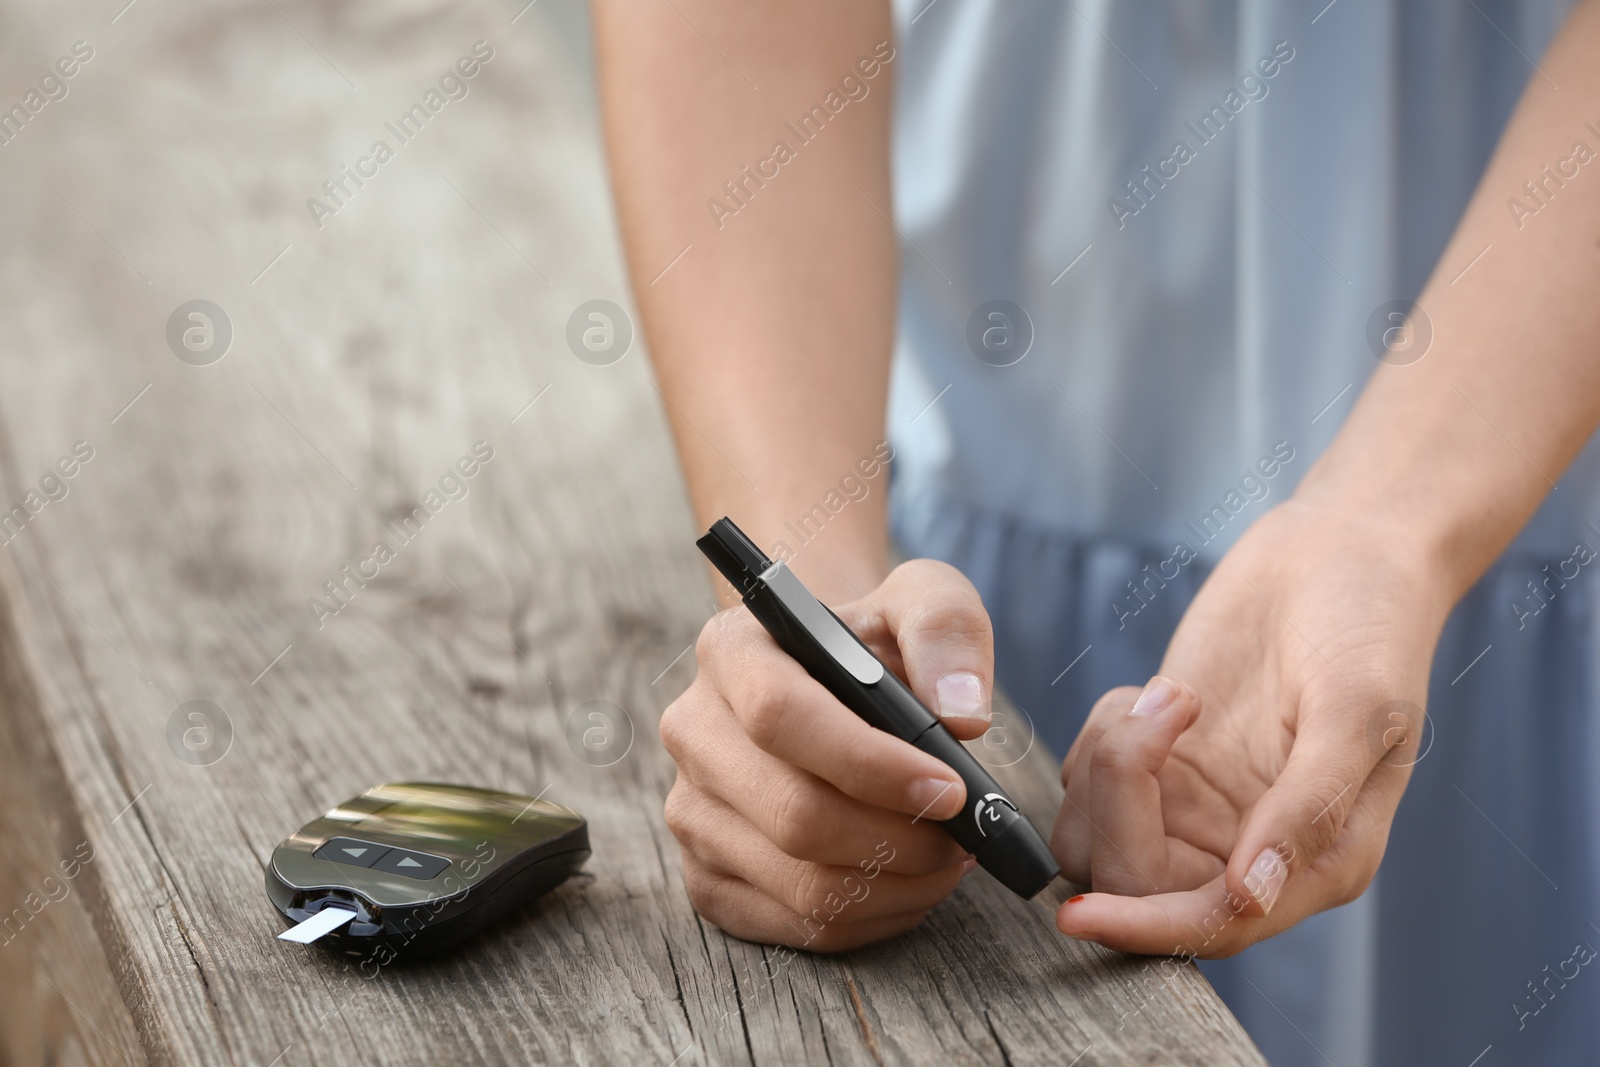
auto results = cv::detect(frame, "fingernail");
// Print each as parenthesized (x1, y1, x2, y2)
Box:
(936, 672, 989, 725)
(910, 777, 963, 820)
(1066, 894, 1085, 904)
(1242, 847, 1288, 915)
(960, 856, 978, 876)
(1129, 677, 1177, 717)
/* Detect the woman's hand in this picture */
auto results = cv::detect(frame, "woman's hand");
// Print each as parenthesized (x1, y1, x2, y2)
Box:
(661, 560, 996, 951)
(1046, 0, 1600, 963)
(1052, 497, 1454, 957)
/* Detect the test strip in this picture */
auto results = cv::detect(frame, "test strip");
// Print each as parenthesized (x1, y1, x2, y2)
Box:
(278, 907, 358, 944)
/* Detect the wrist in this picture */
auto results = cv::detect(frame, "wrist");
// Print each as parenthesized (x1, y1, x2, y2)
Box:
(1279, 473, 1464, 627)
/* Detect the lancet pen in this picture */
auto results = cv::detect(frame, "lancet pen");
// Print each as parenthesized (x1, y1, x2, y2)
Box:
(697, 517, 1060, 899)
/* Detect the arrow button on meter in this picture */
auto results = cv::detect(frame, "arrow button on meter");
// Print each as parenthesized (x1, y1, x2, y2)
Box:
(372, 847, 451, 880)
(312, 837, 392, 868)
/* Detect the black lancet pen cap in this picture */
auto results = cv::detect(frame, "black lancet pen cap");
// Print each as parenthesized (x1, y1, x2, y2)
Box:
(696, 517, 1060, 900)
(697, 518, 770, 595)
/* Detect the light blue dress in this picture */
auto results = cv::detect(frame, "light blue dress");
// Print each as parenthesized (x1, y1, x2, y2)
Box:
(885, 2, 1600, 1064)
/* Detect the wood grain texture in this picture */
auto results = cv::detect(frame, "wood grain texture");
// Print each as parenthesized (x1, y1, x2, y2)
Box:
(0, 0, 1265, 1064)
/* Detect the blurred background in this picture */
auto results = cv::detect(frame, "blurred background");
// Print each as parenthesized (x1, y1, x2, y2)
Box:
(0, 0, 695, 718)
(0, 0, 655, 528)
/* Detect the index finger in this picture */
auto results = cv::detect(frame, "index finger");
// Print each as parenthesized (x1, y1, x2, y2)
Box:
(1056, 774, 1393, 958)
(1055, 875, 1263, 959)
(709, 610, 968, 821)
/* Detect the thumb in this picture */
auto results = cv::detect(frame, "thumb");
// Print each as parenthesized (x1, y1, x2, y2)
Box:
(1224, 712, 1375, 917)
(870, 559, 995, 741)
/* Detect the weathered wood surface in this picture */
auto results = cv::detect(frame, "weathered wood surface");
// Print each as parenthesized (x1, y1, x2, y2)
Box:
(0, 0, 1265, 1064)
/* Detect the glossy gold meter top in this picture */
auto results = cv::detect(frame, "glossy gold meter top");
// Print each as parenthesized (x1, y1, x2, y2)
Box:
(270, 782, 585, 908)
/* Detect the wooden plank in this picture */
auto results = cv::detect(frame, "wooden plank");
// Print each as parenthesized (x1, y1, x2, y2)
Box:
(0, 0, 1265, 1063)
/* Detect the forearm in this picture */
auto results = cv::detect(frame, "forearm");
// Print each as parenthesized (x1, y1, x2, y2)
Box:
(1300, 0, 1600, 605)
(592, 0, 897, 603)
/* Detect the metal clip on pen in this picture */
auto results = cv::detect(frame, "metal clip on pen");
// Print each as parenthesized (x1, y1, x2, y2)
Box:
(697, 518, 1061, 899)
